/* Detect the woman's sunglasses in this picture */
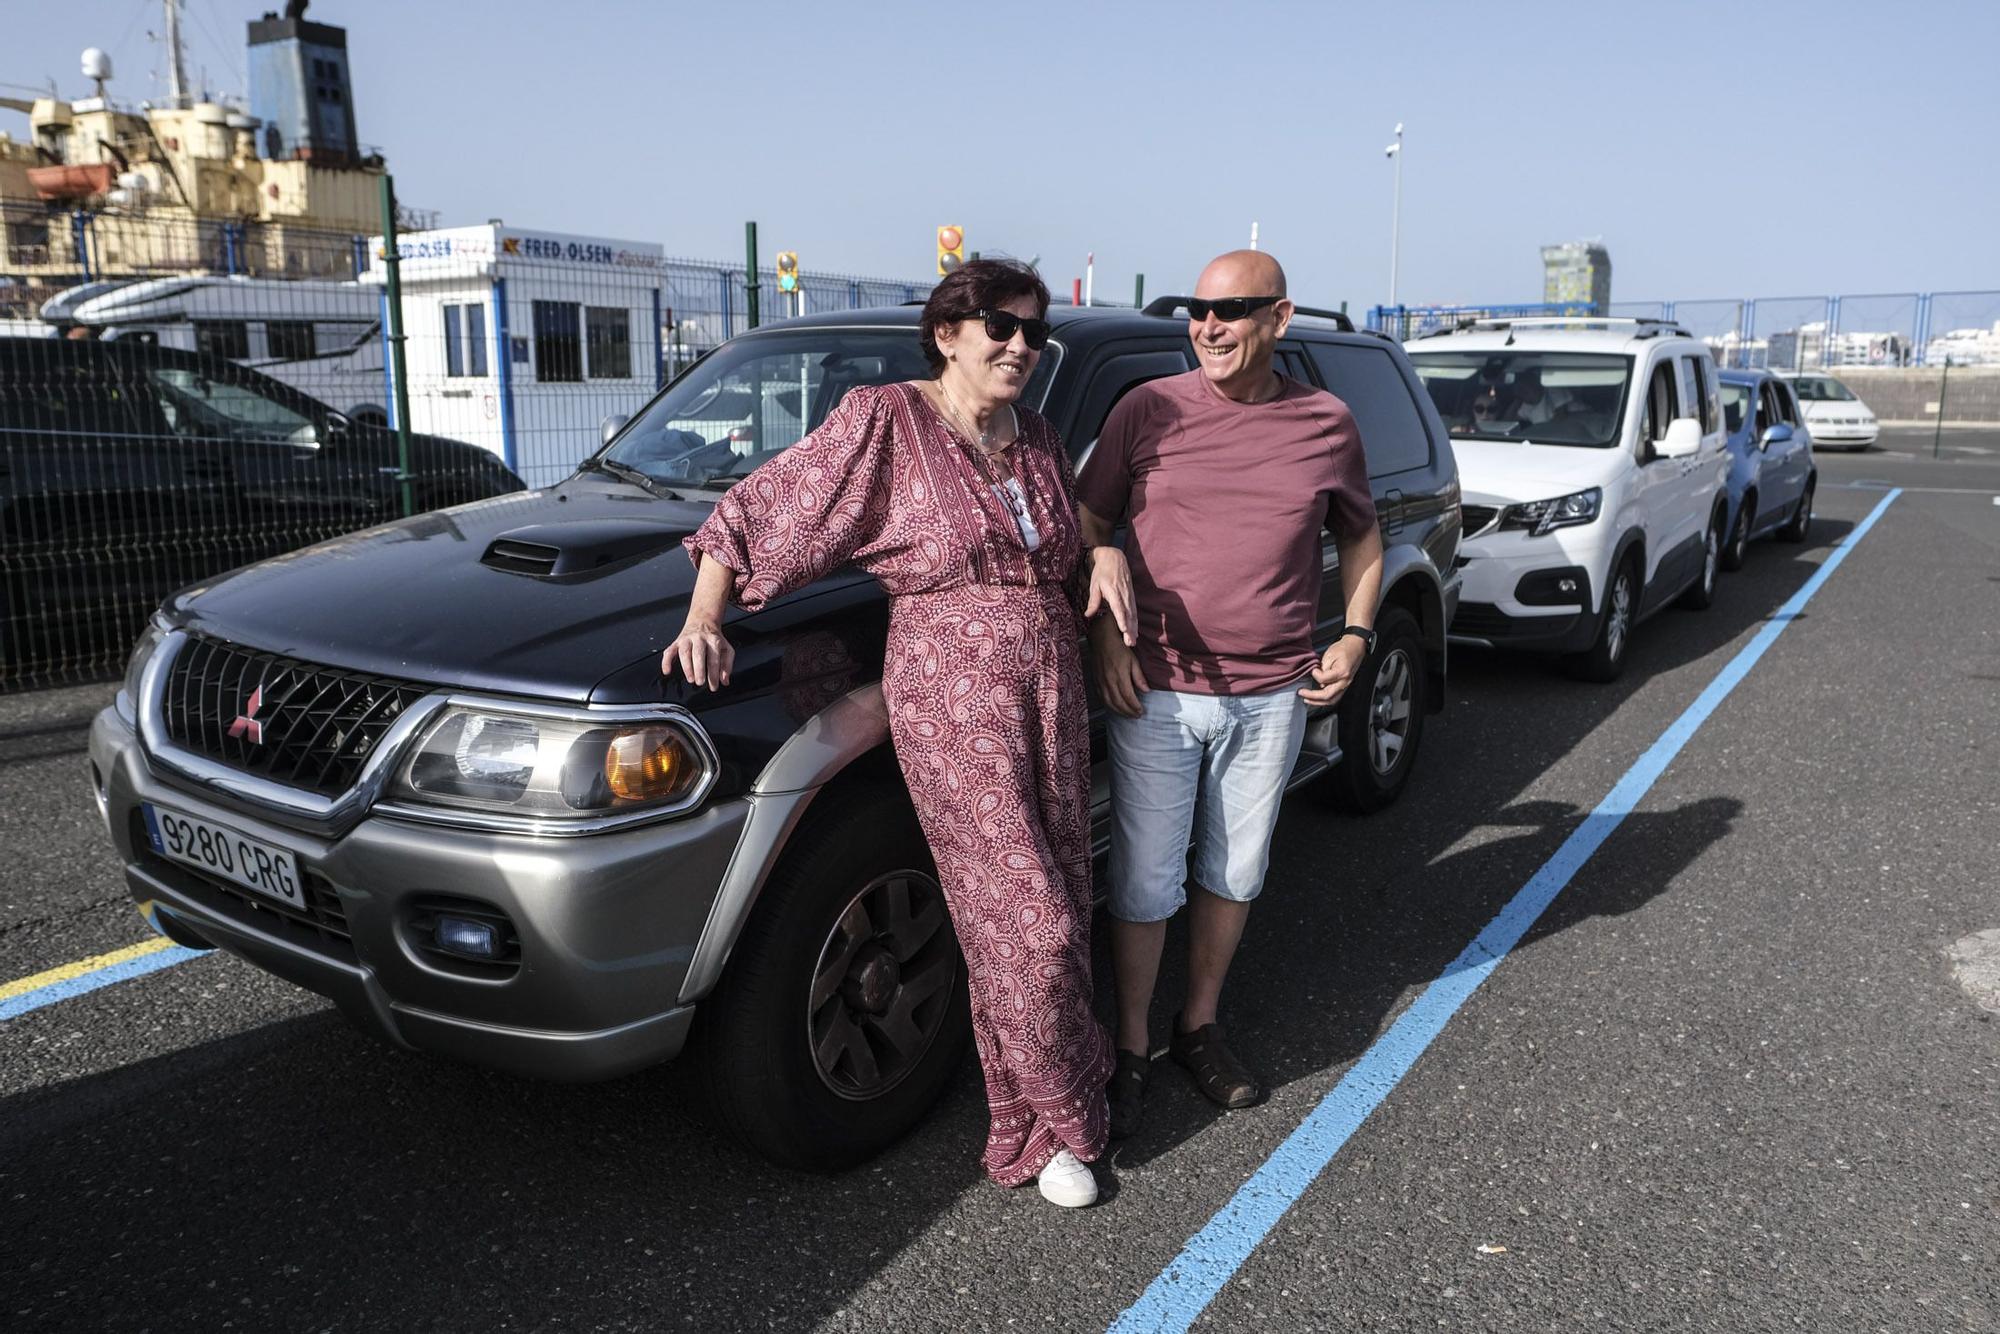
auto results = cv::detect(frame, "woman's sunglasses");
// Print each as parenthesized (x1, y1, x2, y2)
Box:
(1184, 295, 1282, 322)
(970, 309, 1052, 350)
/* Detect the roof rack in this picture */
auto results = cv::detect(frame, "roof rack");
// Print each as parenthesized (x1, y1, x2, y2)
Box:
(1141, 295, 1355, 333)
(1425, 315, 1691, 339)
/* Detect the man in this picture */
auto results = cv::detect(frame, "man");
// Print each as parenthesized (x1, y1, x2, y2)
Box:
(1075, 250, 1384, 1136)
(1504, 365, 1569, 424)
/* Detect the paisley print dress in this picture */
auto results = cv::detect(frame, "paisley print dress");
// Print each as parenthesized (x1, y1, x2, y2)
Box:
(686, 381, 1111, 1185)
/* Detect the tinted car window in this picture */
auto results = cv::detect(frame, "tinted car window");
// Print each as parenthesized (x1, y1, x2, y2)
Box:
(1307, 342, 1430, 476)
(1069, 347, 1190, 460)
(1721, 382, 1750, 435)
(0, 352, 167, 436)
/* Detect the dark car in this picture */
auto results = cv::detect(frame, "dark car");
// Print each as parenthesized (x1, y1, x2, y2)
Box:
(0, 336, 524, 681)
(88, 300, 1460, 1169)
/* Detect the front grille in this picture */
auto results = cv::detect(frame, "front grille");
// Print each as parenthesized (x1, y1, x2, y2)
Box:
(162, 633, 429, 796)
(1460, 504, 1502, 536)
(1451, 601, 1513, 636)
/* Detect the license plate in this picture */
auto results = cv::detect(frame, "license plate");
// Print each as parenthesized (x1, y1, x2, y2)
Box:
(142, 803, 306, 912)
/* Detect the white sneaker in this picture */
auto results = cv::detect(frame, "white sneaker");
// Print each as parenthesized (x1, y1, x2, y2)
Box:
(1036, 1149, 1098, 1208)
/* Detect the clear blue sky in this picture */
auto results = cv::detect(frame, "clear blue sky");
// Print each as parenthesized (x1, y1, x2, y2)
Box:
(9, 0, 1999, 309)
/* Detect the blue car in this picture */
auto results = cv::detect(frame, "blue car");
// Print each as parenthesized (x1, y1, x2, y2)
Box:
(1717, 369, 1816, 569)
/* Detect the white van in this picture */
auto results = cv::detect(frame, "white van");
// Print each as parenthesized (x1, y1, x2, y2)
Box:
(49, 276, 387, 423)
(1408, 318, 1731, 682)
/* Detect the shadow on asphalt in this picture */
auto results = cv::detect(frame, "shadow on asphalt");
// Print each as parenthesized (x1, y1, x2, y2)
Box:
(0, 519, 1855, 1332)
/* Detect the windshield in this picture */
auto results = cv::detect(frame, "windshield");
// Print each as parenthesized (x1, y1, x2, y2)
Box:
(1409, 350, 1633, 448)
(1789, 375, 1855, 402)
(1721, 382, 1751, 435)
(602, 329, 1058, 489)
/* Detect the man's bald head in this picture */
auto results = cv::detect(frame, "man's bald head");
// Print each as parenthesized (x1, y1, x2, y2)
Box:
(1195, 250, 1287, 300)
(1187, 250, 1293, 402)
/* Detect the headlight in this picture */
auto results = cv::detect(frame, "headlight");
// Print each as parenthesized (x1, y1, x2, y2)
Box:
(1501, 487, 1602, 537)
(386, 702, 715, 824)
(116, 614, 172, 723)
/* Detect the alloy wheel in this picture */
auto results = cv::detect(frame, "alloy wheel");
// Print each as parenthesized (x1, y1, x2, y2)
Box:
(1368, 648, 1416, 776)
(807, 869, 958, 1101)
(1606, 570, 1632, 663)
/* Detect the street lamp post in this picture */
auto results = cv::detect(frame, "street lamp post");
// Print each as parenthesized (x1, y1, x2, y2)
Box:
(1385, 123, 1404, 310)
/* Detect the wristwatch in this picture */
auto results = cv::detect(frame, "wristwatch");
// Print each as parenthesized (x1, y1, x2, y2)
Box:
(1338, 625, 1378, 654)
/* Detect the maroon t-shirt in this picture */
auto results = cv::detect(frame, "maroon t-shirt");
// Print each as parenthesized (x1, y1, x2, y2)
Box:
(1075, 369, 1374, 695)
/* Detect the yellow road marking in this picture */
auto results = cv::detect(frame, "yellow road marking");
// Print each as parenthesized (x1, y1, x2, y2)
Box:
(0, 936, 178, 1002)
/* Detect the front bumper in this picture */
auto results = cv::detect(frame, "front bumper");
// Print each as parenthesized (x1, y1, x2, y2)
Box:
(1447, 525, 1608, 653)
(90, 705, 750, 1081)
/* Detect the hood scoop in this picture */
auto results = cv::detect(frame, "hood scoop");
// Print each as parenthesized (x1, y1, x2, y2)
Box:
(481, 519, 693, 579)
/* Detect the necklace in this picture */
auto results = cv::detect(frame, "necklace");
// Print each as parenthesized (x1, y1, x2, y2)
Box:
(937, 377, 1016, 454)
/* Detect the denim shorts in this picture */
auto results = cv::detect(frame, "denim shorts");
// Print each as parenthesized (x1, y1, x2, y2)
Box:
(1104, 684, 1310, 922)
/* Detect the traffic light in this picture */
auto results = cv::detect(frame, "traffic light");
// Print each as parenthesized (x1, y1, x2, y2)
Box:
(776, 251, 800, 293)
(936, 225, 965, 276)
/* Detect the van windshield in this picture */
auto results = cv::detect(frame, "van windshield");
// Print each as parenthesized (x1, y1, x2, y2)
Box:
(602, 329, 1057, 490)
(1408, 350, 1633, 448)
(1788, 375, 1855, 402)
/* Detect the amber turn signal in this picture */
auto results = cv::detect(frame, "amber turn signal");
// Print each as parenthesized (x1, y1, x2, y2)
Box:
(604, 726, 697, 802)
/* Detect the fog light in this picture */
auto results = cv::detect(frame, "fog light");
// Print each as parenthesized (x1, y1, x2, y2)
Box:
(434, 915, 500, 959)
(1557, 577, 1578, 594)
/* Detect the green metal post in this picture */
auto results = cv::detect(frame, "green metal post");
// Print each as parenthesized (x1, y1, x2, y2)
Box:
(1134, 273, 1145, 309)
(1933, 357, 1950, 459)
(378, 174, 415, 518)
(744, 221, 760, 330)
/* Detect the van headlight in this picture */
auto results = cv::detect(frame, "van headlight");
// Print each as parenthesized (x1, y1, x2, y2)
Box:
(386, 702, 716, 823)
(1501, 487, 1602, 537)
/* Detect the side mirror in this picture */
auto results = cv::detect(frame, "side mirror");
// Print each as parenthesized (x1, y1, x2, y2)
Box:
(1656, 417, 1703, 459)
(322, 410, 351, 440)
(601, 414, 631, 446)
(1759, 422, 1793, 451)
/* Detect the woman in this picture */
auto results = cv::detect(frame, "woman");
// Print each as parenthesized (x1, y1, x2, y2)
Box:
(664, 260, 1134, 1208)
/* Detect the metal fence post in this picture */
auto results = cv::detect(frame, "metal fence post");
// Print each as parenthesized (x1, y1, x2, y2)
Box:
(377, 174, 416, 518)
(492, 276, 517, 475)
(1134, 273, 1145, 309)
(222, 223, 240, 276)
(744, 221, 760, 330)
(1933, 357, 1950, 458)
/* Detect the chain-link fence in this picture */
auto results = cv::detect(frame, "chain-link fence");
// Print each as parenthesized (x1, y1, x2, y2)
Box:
(1, 205, 933, 691)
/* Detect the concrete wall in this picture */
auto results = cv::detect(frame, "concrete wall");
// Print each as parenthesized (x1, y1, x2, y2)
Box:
(1821, 366, 2000, 424)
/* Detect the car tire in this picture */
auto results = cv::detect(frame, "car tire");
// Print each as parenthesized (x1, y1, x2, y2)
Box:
(1677, 504, 1725, 610)
(1721, 495, 1753, 572)
(1564, 554, 1638, 683)
(1778, 476, 1815, 543)
(1325, 606, 1427, 813)
(695, 782, 970, 1172)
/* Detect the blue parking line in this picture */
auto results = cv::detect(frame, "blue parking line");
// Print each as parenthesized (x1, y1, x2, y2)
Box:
(0, 943, 204, 1023)
(1110, 489, 1902, 1333)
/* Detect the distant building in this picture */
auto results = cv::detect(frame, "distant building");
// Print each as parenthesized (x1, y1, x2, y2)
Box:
(1541, 241, 1611, 316)
(1767, 322, 1910, 369)
(1924, 322, 2000, 367)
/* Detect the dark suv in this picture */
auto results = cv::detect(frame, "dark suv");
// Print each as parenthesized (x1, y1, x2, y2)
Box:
(89, 301, 1460, 1169)
(0, 337, 524, 682)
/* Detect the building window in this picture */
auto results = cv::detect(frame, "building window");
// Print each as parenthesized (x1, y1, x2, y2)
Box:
(586, 306, 631, 380)
(443, 304, 465, 376)
(266, 320, 316, 361)
(532, 301, 582, 382)
(465, 303, 488, 376)
(194, 320, 250, 361)
(443, 303, 488, 378)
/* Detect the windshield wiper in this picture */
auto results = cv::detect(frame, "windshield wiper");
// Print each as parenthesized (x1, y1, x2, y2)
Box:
(580, 456, 683, 500)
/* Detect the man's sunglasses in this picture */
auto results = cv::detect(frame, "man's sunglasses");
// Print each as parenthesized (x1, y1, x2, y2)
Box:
(971, 309, 1052, 350)
(1185, 295, 1282, 322)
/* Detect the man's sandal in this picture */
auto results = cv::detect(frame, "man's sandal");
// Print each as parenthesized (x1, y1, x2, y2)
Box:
(1107, 1051, 1150, 1140)
(1169, 1018, 1262, 1110)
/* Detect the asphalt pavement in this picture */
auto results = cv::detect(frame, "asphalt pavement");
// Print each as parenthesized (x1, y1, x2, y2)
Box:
(3, 435, 1996, 1333)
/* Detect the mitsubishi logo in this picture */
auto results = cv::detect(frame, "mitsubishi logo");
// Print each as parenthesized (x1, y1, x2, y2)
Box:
(228, 684, 267, 744)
